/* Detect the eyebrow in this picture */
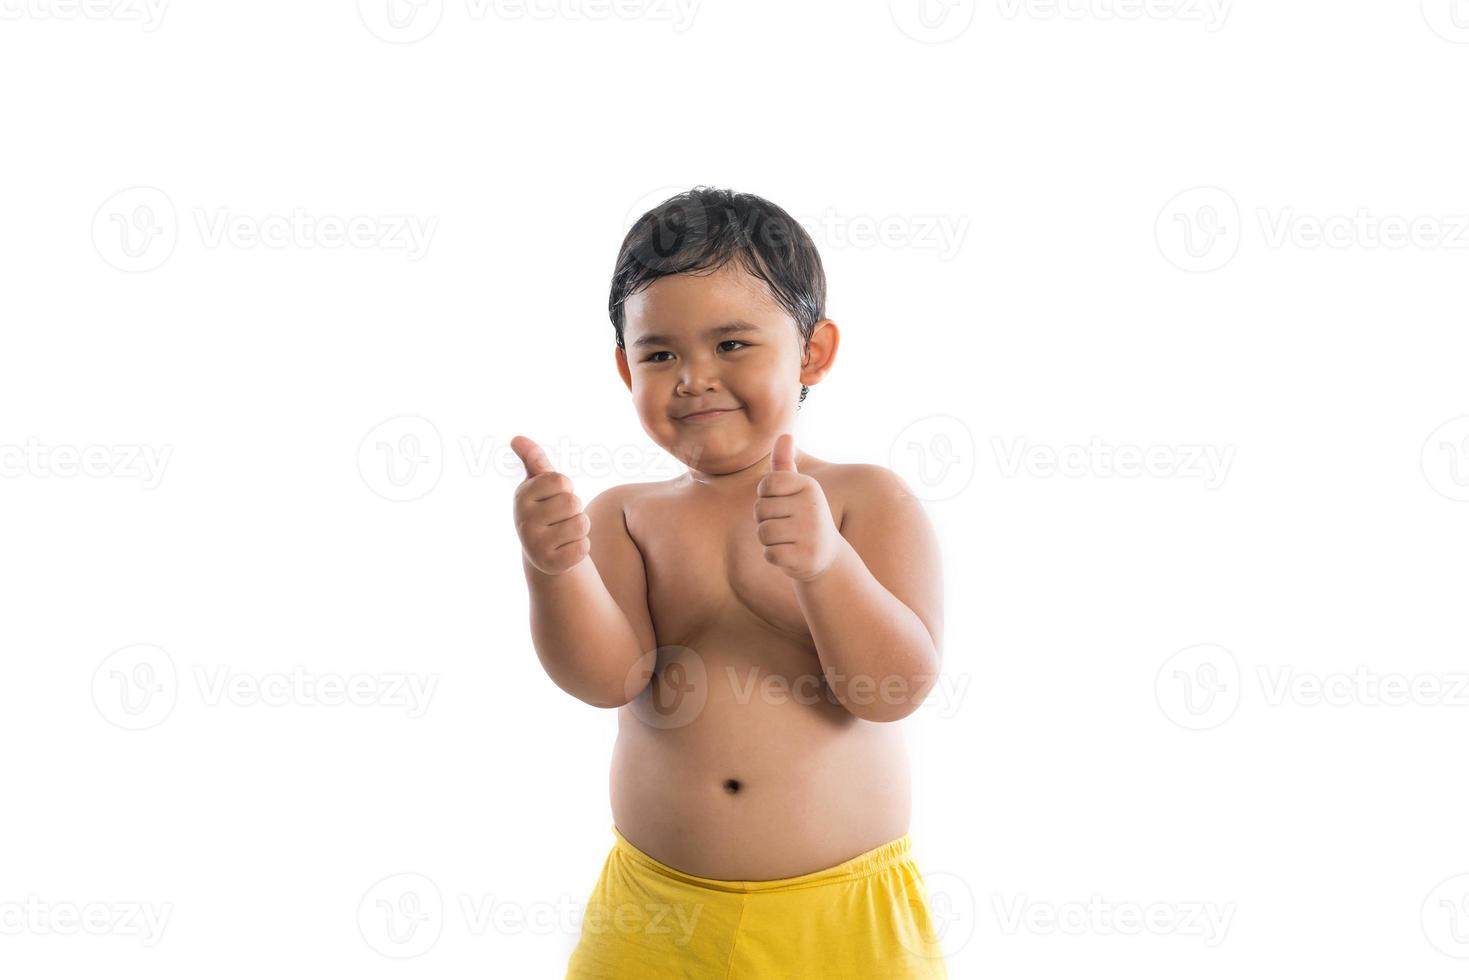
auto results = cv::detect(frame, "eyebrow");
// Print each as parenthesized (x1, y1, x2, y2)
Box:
(630, 321, 761, 350)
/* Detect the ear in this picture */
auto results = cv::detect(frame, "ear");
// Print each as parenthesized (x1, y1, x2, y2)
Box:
(799, 319, 840, 388)
(615, 346, 633, 392)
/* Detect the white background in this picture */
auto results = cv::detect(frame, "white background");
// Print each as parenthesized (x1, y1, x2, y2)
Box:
(3, 1, 1469, 977)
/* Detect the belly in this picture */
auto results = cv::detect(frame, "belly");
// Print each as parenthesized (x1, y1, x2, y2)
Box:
(608, 636, 912, 880)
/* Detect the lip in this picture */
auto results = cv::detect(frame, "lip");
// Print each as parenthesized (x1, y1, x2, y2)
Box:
(674, 408, 738, 421)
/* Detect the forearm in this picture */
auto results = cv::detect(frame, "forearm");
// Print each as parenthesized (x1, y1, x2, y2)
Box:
(523, 555, 644, 708)
(793, 539, 941, 722)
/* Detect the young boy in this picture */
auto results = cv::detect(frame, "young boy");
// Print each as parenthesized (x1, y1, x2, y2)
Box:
(512, 187, 949, 978)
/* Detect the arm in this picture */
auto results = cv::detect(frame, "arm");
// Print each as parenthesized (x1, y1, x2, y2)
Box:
(794, 502, 944, 722)
(512, 437, 657, 709)
(757, 442, 944, 722)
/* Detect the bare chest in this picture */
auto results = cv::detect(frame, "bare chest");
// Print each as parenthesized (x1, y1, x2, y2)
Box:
(626, 490, 833, 649)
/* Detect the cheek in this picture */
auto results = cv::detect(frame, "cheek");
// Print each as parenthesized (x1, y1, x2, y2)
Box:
(743, 354, 795, 399)
(635, 383, 669, 423)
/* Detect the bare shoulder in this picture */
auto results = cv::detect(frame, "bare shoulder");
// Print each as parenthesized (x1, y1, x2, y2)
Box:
(816, 460, 943, 646)
(587, 476, 679, 522)
(804, 460, 924, 528)
(587, 473, 681, 504)
(585, 476, 686, 556)
(822, 461, 918, 498)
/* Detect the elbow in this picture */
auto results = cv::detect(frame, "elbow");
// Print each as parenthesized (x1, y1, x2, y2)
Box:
(556, 649, 653, 710)
(582, 691, 635, 710)
(564, 667, 648, 709)
(842, 700, 918, 723)
(832, 663, 942, 723)
(557, 676, 639, 710)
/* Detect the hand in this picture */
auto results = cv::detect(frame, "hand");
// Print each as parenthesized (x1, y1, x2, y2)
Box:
(511, 435, 591, 575)
(755, 433, 842, 582)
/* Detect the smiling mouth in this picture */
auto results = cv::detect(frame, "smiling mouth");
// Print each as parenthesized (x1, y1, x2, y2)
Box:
(675, 408, 738, 422)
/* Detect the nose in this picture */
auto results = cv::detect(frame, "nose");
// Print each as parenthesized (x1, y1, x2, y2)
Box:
(676, 356, 719, 394)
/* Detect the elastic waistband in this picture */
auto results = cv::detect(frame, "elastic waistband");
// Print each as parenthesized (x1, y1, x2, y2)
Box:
(609, 825, 913, 895)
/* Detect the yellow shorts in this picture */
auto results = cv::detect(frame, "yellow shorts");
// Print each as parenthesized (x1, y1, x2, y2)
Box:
(565, 825, 950, 979)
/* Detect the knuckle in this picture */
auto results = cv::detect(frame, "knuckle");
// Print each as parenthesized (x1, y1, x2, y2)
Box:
(528, 472, 567, 496)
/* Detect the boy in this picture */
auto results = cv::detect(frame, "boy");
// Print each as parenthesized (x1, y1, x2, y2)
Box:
(512, 187, 949, 978)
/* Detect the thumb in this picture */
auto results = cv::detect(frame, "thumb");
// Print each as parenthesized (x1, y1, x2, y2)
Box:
(769, 433, 796, 473)
(510, 435, 553, 478)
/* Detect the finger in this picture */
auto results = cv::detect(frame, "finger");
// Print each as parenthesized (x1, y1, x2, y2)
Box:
(547, 511, 592, 546)
(542, 536, 591, 573)
(754, 496, 797, 522)
(525, 511, 590, 554)
(762, 542, 799, 566)
(553, 536, 591, 557)
(536, 492, 584, 524)
(756, 471, 805, 498)
(518, 471, 574, 504)
(769, 433, 796, 473)
(756, 516, 799, 546)
(511, 435, 554, 479)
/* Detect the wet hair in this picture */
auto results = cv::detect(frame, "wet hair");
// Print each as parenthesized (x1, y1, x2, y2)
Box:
(609, 186, 826, 406)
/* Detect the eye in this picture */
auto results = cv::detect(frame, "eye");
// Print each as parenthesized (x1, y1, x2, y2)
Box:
(644, 351, 673, 363)
(719, 340, 749, 352)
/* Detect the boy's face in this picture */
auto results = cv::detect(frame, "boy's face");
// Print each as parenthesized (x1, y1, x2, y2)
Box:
(616, 262, 831, 476)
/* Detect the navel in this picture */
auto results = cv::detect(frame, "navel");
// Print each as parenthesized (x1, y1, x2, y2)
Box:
(722, 778, 742, 794)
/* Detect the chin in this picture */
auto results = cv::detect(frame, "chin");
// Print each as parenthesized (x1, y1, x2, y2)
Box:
(662, 438, 728, 468)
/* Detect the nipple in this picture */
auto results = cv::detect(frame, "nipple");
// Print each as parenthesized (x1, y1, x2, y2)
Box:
(723, 778, 741, 794)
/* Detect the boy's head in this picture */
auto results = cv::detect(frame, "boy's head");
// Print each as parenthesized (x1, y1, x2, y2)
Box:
(610, 187, 837, 475)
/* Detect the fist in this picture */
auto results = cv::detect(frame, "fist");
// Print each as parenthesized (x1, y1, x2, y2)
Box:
(754, 433, 841, 582)
(512, 435, 591, 575)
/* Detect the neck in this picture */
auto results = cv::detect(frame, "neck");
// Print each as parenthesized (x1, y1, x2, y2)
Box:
(683, 450, 783, 492)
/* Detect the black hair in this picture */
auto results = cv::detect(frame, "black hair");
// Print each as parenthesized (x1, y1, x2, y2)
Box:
(609, 186, 826, 406)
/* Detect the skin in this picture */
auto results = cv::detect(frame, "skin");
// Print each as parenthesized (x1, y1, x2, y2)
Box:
(511, 261, 944, 880)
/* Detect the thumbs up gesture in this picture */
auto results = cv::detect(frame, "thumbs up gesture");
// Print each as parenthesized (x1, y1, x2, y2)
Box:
(511, 435, 591, 575)
(755, 433, 841, 582)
